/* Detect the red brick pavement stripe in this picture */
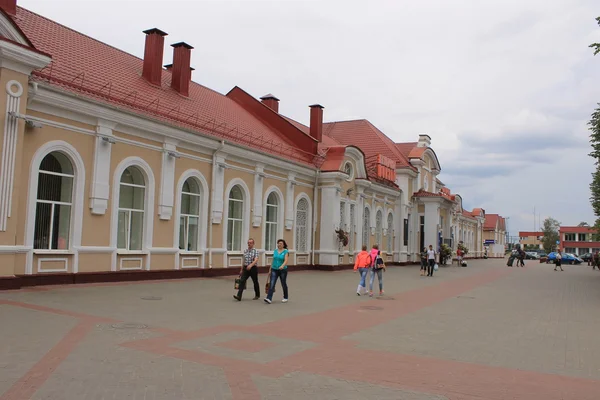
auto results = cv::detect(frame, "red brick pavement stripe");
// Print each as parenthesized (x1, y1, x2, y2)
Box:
(224, 369, 262, 400)
(0, 319, 96, 400)
(0, 299, 117, 322)
(245, 268, 511, 342)
(277, 342, 599, 400)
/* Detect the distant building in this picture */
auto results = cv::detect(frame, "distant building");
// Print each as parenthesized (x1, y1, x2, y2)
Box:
(483, 214, 506, 257)
(559, 226, 600, 256)
(518, 232, 543, 250)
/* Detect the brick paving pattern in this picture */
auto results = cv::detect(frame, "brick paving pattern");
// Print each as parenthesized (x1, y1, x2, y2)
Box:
(1, 259, 599, 399)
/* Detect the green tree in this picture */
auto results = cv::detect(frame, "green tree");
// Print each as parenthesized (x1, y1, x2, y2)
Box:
(577, 221, 590, 227)
(541, 217, 560, 253)
(589, 17, 600, 232)
(591, 17, 600, 55)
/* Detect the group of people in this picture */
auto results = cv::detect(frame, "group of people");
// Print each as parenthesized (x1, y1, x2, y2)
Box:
(419, 245, 438, 276)
(353, 244, 388, 296)
(233, 238, 289, 304)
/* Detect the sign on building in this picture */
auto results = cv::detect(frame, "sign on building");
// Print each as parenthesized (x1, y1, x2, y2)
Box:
(376, 154, 396, 182)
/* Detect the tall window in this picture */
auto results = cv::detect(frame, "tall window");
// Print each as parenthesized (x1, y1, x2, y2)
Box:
(375, 210, 383, 247)
(362, 207, 370, 248)
(349, 204, 356, 251)
(34, 152, 74, 250)
(265, 192, 279, 251)
(296, 198, 309, 253)
(403, 217, 409, 246)
(387, 213, 393, 252)
(227, 185, 244, 251)
(117, 166, 145, 250)
(339, 201, 346, 252)
(179, 178, 201, 251)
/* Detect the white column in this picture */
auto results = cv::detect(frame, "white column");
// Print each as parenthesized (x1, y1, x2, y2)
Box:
(319, 186, 338, 265)
(394, 197, 402, 262)
(211, 155, 226, 224)
(158, 141, 177, 220)
(89, 119, 116, 215)
(285, 173, 296, 230)
(356, 191, 365, 252)
(252, 164, 264, 227)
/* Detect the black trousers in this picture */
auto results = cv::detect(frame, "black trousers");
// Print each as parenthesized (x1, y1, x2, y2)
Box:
(427, 259, 435, 276)
(237, 266, 260, 298)
(420, 258, 427, 270)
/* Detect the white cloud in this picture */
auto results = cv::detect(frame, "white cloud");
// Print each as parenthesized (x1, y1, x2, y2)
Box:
(18, 0, 600, 233)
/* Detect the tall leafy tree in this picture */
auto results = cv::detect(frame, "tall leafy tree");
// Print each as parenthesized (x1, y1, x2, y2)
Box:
(541, 217, 560, 253)
(589, 17, 600, 232)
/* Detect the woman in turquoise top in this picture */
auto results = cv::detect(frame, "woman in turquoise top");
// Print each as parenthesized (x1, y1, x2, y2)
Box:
(264, 239, 289, 304)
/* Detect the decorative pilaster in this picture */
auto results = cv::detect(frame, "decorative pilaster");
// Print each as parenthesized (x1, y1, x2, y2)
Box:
(158, 140, 177, 220)
(89, 119, 116, 215)
(0, 80, 22, 230)
(318, 186, 338, 265)
(285, 173, 296, 230)
(252, 164, 264, 227)
(211, 155, 226, 224)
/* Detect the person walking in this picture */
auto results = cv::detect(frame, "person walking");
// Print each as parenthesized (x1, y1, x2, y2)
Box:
(427, 244, 436, 277)
(368, 249, 386, 297)
(354, 245, 372, 295)
(233, 238, 260, 301)
(369, 244, 379, 283)
(593, 251, 599, 270)
(264, 239, 289, 304)
(517, 247, 525, 267)
(420, 247, 428, 276)
(554, 249, 564, 271)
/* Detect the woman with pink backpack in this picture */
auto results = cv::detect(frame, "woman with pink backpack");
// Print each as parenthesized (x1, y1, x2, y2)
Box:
(368, 245, 386, 297)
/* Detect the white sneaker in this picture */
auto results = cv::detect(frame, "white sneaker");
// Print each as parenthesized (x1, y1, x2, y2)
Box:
(263, 298, 272, 304)
(282, 299, 288, 303)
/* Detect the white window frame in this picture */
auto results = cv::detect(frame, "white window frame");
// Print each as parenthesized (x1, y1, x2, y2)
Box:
(263, 186, 284, 253)
(362, 205, 371, 248)
(110, 157, 155, 269)
(33, 153, 75, 251)
(375, 209, 383, 248)
(24, 141, 85, 275)
(387, 212, 394, 253)
(343, 161, 354, 181)
(117, 169, 146, 251)
(293, 193, 312, 254)
(174, 170, 209, 258)
(223, 178, 251, 254)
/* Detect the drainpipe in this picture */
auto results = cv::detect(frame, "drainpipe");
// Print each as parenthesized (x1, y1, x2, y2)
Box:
(208, 140, 225, 268)
(311, 170, 320, 266)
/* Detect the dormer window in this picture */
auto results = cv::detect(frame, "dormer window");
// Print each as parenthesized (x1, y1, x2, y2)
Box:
(343, 162, 354, 181)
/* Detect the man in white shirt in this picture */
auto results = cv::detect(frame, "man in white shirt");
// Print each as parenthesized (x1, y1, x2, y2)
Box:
(427, 245, 436, 277)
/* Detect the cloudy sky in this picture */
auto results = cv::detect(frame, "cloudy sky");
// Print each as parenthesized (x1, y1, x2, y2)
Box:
(20, 0, 600, 237)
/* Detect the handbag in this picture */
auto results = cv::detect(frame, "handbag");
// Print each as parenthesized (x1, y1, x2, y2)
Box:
(264, 270, 276, 294)
(234, 275, 246, 290)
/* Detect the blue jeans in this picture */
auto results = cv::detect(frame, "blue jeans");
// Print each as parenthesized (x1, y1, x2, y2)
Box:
(369, 268, 384, 292)
(267, 269, 288, 300)
(358, 267, 369, 289)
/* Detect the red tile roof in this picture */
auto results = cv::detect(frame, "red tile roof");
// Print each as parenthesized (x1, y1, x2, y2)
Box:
(484, 214, 506, 231)
(395, 142, 417, 159)
(519, 231, 543, 237)
(11, 7, 318, 165)
(322, 120, 415, 171)
(559, 226, 596, 234)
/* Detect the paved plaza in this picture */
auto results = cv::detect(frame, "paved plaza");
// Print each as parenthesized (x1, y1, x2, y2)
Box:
(1, 259, 600, 399)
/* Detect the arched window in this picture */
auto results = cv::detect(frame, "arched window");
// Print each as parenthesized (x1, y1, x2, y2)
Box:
(179, 178, 201, 251)
(375, 210, 383, 248)
(227, 185, 244, 251)
(387, 213, 393, 252)
(117, 166, 145, 250)
(264, 192, 279, 251)
(33, 152, 74, 250)
(349, 204, 356, 251)
(295, 198, 309, 253)
(362, 207, 370, 248)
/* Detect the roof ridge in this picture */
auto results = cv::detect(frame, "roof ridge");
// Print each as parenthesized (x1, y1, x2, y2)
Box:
(362, 120, 412, 165)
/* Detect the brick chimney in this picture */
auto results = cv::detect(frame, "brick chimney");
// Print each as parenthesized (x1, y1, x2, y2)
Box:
(142, 28, 167, 86)
(0, 0, 16, 15)
(260, 94, 280, 113)
(309, 104, 324, 142)
(170, 42, 193, 97)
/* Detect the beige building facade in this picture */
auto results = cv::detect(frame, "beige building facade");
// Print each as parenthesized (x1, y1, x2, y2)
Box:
(0, 1, 497, 287)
